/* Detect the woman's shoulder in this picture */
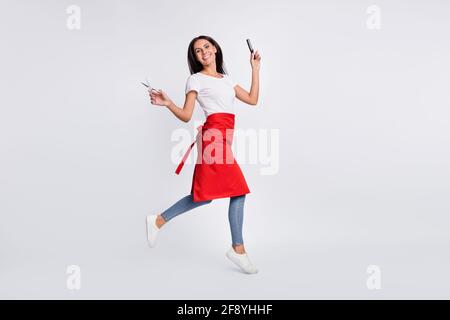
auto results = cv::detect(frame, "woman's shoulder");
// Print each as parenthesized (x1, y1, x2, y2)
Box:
(186, 73, 203, 84)
(188, 72, 202, 78)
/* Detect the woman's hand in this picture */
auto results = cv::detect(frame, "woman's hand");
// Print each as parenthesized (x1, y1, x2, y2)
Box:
(250, 50, 261, 71)
(149, 89, 172, 107)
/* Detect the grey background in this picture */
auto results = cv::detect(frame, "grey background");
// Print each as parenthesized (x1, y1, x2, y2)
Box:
(1, 0, 449, 299)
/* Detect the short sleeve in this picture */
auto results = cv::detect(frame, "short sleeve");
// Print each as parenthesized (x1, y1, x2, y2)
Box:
(226, 74, 237, 87)
(185, 75, 200, 94)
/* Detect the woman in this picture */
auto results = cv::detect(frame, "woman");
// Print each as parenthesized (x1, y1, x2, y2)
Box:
(146, 35, 261, 274)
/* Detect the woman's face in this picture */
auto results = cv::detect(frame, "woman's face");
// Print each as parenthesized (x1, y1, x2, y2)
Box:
(193, 39, 217, 66)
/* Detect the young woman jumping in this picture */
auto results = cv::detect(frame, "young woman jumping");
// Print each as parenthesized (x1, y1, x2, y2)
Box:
(146, 35, 261, 274)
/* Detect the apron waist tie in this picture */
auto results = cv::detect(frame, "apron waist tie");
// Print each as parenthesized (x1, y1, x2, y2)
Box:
(175, 125, 203, 175)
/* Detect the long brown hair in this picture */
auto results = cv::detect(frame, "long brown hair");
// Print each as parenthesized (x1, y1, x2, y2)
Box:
(187, 35, 228, 75)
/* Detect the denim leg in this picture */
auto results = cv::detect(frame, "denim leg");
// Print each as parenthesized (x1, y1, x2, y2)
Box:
(160, 194, 212, 222)
(228, 194, 246, 246)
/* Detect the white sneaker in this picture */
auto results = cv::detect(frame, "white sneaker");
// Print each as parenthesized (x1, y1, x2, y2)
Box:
(146, 215, 160, 248)
(226, 248, 259, 274)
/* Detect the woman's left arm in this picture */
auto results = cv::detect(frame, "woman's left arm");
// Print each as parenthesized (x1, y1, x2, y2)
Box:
(235, 50, 261, 106)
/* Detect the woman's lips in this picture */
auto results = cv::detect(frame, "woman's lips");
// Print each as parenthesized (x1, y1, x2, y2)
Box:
(203, 54, 210, 60)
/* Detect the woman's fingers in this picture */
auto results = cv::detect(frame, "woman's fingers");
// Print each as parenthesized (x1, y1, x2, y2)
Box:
(148, 88, 166, 106)
(149, 91, 155, 104)
(251, 50, 261, 61)
(149, 90, 160, 98)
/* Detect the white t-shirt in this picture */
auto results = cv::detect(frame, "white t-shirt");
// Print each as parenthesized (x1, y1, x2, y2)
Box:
(185, 72, 237, 118)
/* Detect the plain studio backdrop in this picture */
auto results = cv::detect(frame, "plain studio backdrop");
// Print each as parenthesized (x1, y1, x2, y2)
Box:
(1, 0, 449, 299)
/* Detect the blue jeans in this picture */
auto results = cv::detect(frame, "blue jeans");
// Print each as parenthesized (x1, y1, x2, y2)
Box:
(160, 194, 246, 246)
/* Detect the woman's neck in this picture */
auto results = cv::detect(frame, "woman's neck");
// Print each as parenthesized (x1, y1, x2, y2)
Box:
(202, 65, 218, 76)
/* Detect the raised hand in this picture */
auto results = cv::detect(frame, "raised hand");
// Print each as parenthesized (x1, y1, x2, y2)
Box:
(149, 89, 172, 107)
(250, 50, 261, 71)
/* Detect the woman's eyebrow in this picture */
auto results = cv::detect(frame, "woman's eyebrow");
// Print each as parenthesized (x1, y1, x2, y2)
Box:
(194, 44, 209, 51)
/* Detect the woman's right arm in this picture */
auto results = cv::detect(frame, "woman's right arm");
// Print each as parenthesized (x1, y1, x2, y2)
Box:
(149, 89, 196, 123)
(166, 91, 196, 123)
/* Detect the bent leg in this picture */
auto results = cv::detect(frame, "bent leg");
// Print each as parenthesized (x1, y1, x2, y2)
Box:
(160, 194, 212, 223)
(228, 194, 246, 246)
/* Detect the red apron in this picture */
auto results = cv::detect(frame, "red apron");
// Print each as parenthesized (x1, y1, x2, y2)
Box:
(175, 112, 250, 202)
